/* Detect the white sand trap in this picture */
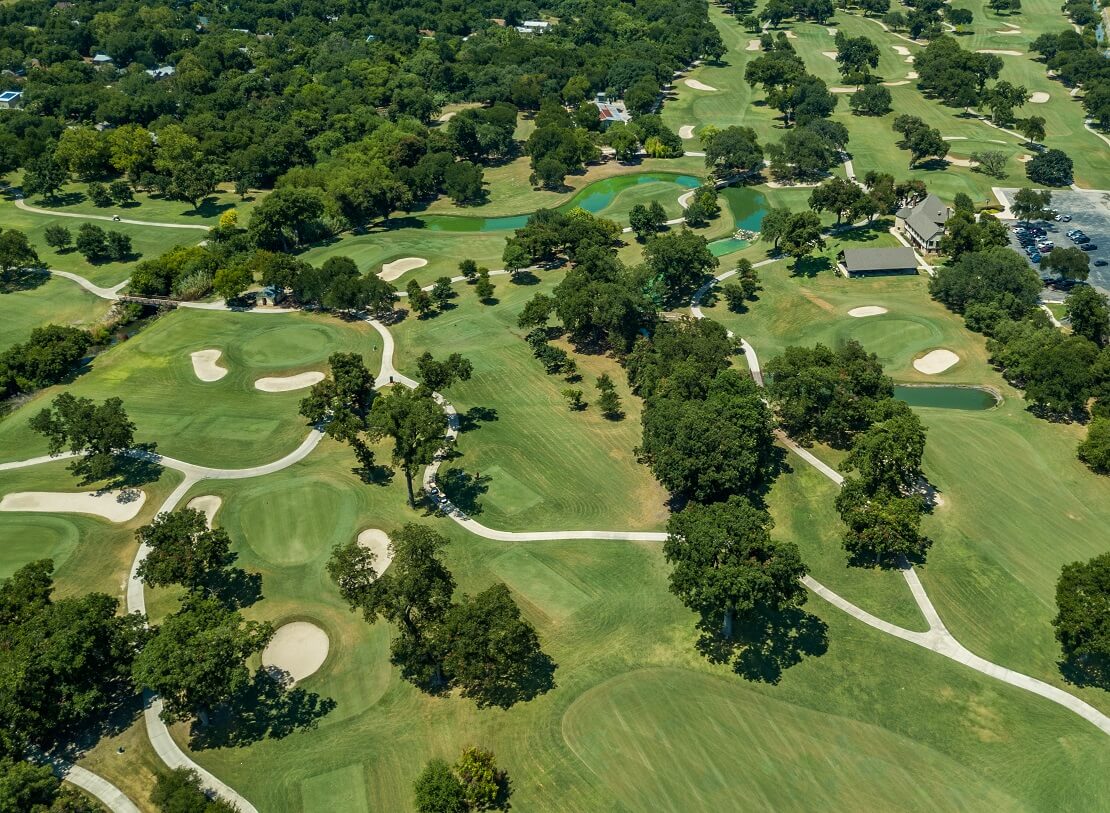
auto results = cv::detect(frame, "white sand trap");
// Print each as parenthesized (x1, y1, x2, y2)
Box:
(882, 80, 910, 87)
(822, 51, 838, 60)
(746, 39, 761, 51)
(947, 156, 974, 167)
(379, 257, 427, 281)
(1018, 153, 1033, 162)
(830, 87, 855, 93)
(943, 135, 967, 141)
(1029, 92, 1050, 103)
(976, 49, 1022, 55)
(254, 371, 325, 392)
(187, 495, 221, 527)
(849, 306, 888, 317)
(679, 125, 696, 139)
(357, 528, 393, 575)
(904, 55, 915, 63)
(0, 490, 146, 522)
(996, 29, 1023, 34)
(784, 30, 797, 39)
(826, 27, 838, 36)
(261, 622, 329, 684)
(190, 350, 227, 382)
(914, 349, 960, 374)
(906, 71, 919, 79)
(892, 45, 912, 56)
(685, 79, 717, 91)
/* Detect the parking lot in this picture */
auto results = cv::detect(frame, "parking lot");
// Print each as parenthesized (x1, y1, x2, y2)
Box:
(999, 188, 1110, 292)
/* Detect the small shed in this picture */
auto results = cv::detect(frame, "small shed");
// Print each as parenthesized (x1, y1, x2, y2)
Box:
(839, 247, 918, 277)
(0, 90, 23, 109)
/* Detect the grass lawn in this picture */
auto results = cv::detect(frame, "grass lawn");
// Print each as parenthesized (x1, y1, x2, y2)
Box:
(391, 273, 670, 532)
(105, 439, 1110, 812)
(0, 274, 111, 347)
(0, 309, 382, 469)
(14, 182, 260, 227)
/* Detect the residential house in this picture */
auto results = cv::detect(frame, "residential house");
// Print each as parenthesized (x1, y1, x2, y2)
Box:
(895, 194, 952, 252)
(593, 93, 629, 128)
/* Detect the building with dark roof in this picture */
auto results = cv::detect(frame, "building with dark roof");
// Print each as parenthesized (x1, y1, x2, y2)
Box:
(838, 246, 919, 276)
(895, 194, 951, 251)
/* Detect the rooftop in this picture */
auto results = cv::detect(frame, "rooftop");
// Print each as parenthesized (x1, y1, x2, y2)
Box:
(0, 90, 22, 102)
(897, 193, 951, 241)
(841, 246, 919, 273)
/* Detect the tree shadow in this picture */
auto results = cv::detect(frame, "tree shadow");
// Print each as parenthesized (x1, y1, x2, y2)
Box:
(188, 671, 337, 749)
(456, 405, 499, 433)
(790, 256, 832, 277)
(205, 566, 264, 610)
(0, 266, 49, 293)
(694, 607, 829, 684)
(509, 270, 540, 285)
(438, 467, 491, 515)
(1057, 654, 1110, 692)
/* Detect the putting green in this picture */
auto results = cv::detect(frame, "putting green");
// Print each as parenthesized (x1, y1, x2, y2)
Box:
(0, 517, 80, 578)
(232, 479, 357, 567)
(836, 316, 942, 368)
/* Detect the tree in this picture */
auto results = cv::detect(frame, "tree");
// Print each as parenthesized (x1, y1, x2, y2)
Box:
(665, 495, 808, 639)
(1053, 552, 1110, 684)
(29, 393, 135, 483)
(516, 293, 555, 330)
(848, 84, 892, 116)
(840, 400, 927, 496)
(439, 583, 555, 708)
(299, 351, 376, 445)
(150, 768, 238, 813)
(643, 228, 718, 303)
(430, 278, 454, 309)
(109, 180, 134, 205)
(74, 223, 108, 262)
(370, 386, 448, 507)
(87, 181, 112, 207)
(629, 202, 667, 241)
(407, 279, 435, 317)
(43, 225, 72, 252)
(759, 207, 792, 251)
(213, 263, 254, 302)
(835, 34, 880, 80)
(1043, 246, 1090, 282)
(167, 162, 217, 211)
(454, 747, 511, 811)
(1026, 149, 1073, 186)
(1010, 187, 1053, 222)
(413, 760, 468, 813)
(105, 231, 132, 261)
(444, 161, 484, 205)
(1016, 116, 1046, 144)
(0, 324, 91, 398)
(809, 178, 864, 225)
(1078, 419, 1110, 473)
(970, 150, 1007, 179)
(779, 211, 825, 261)
(417, 352, 473, 393)
(0, 758, 101, 812)
(21, 156, 68, 200)
(135, 509, 235, 593)
(596, 374, 623, 419)
(329, 524, 455, 688)
(930, 246, 1042, 314)
(1065, 285, 1109, 346)
(132, 594, 273, 723)
(703, 126, 763, 179)
(835, 479, 928, 564)
(561, 388, 585, 410)
(475, 270, 495, 303)
(0, 228, 40, 283)
(248, 188, 325, 251)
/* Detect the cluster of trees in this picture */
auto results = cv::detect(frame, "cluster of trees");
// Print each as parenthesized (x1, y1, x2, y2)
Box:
(931, 246, 1110, 418)
(67, 222, 133, 263)
(915, 37, 1003, 109)
(413, 747, 511, 813)
(937, 193, 1009, 259)
(721, 257, 761, 312)
(0, 0, 720, 223)
(0, 324, 90, 399)
(892, 115, 948, 168)
(1053, 552, 1109, 688)
(329, 524, 555, 706)
(501, 208, 621, 273)
(0, 228, 40, 287)
(1031, 27, 1110, 130)
(603, 116, 684, 163)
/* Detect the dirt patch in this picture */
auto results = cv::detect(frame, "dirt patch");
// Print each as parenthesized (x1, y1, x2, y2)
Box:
(261, 622, 329, 684)
(0, 490, 146, 522)
(254, 371, 325, 392)
(800, 291, 837, 313)
(848, 306, 888, 317)
(187, 495, 222, 527)
(684, 78, 718, 91)
(357, 528, 393, 575)
(913, 349, 960, 374)
(190, 349, 227, 382)
(379, 257, 428, 281)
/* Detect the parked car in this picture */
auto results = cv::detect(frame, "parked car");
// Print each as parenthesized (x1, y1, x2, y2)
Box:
(1061, 215, 1072, 222)
(1094, 259, 1108, 267)
(1081, 244, 1098, 251)
(1030, 252, 1042, 262)
(1075, 235, 1090, 244)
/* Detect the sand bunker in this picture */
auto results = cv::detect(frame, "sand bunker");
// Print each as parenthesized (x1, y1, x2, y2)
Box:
(947, 156, 974, 167)
(822, 51, 838, 60)
(976, 49, 1022, 55)
(679, 125, 695, 139)
(254, 371, 325, 392)
(906, 71, 919, 79)
(830, 87, 855, 93)
(848, 306, 888, 318)
(357, 528, 394, 575)
(746, 39, 761, 51)
(996, 28, 1022, 34)
(784, 30, 797, 39)
(914, 349, 960, 374)
(826, 27, 838, 36)
(1018, 153, 1033, 162)
(187, 495, 222, 527)
(1029, 92, 1050, 103)
(261, 622, 329, 684)
(685, 79, 717, 91)
(0, 489, 146, 522)
(379, 257, 428, 281)
(882, 80, 910, 87)
(190, 350, 227, 382)
(892, 45, 912, 56)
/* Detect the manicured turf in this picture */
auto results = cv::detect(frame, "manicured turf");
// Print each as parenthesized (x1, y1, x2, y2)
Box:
(0, 274, 110, 347)
(390, 274, 670, 532)
(0, 309, 382, 469)
(16, 182, 260, 226)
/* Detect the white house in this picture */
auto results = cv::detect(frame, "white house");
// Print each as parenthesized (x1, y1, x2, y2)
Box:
(0, 90, 22, 109)
(895, 194, 952, 252)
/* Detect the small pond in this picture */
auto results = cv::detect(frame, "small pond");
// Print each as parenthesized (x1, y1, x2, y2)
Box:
(708, 186, 769, 256)
(894, 385, 1000, 411)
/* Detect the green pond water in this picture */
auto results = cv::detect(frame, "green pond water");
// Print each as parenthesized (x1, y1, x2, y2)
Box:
(418, 173, 702, 232)
(894, 385, 999, 411)
(410, 175, 770, 257)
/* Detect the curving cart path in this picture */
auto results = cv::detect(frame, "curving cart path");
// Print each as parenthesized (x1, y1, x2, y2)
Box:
(6, 223, 1110, 811)
(15, 197, 210, 230)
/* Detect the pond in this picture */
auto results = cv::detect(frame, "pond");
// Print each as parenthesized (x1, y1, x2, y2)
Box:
(894, 385, 1000, 411)
(708, 186, 769, 257)
(417, 172, 702, 232)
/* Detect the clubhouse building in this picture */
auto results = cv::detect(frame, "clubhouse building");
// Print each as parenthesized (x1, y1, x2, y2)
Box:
(895, 194, 952, 251)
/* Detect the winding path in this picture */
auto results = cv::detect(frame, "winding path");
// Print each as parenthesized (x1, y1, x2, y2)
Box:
(15, 197, 209, 230)
(6, 224, 1110, 811)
